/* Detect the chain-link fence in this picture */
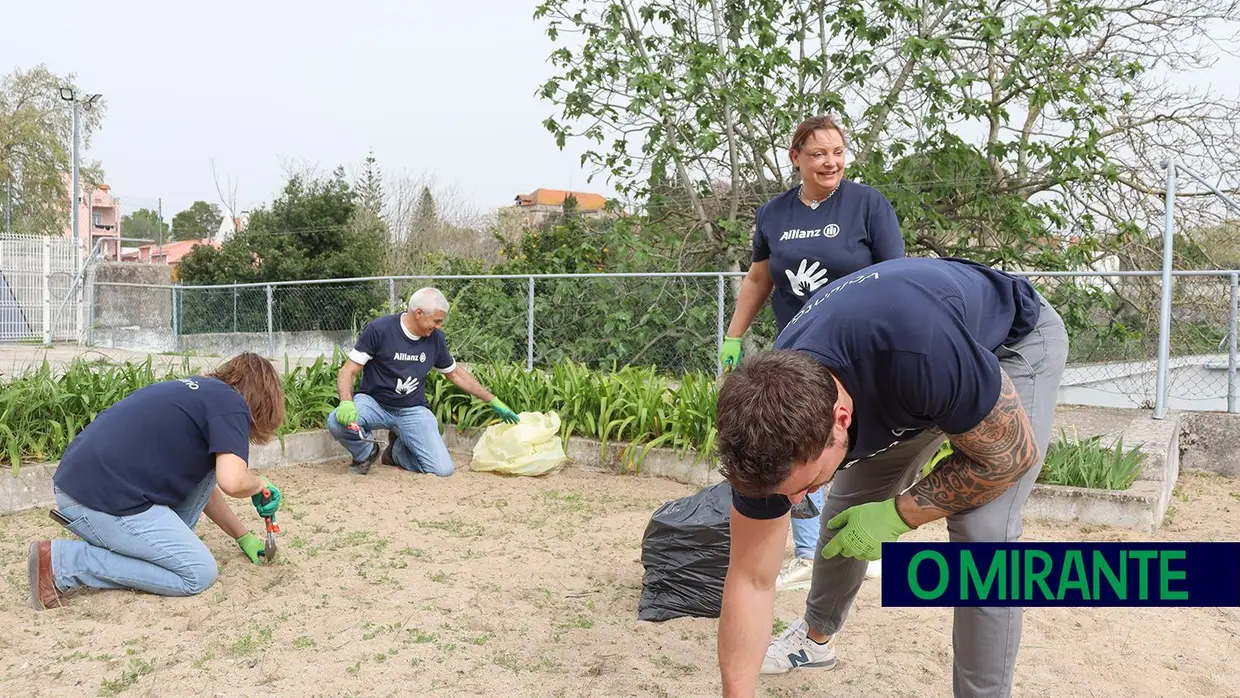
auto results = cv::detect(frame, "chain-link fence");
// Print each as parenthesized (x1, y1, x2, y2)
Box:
(83, 266, 1240, 413)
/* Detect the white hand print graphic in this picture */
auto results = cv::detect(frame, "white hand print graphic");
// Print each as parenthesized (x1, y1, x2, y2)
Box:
(785, 259, 830, 297)
(395, 376, 420, 395)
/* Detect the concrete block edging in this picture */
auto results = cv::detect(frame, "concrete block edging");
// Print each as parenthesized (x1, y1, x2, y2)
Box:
(2, 417, 1180, 533)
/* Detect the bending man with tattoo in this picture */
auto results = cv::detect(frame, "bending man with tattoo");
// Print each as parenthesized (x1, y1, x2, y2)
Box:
(713, 256, 1068, 698)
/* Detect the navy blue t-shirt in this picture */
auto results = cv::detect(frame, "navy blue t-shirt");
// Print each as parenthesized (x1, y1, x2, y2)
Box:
(350, 313, 456, 409)
(731, 257, 1043, 520)
(53, 376, 252, 517)
(753, 180, 904, 330)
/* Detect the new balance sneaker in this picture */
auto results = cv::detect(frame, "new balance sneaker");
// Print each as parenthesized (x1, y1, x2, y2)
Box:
(775, 557, 815, 592)
(761, 618, 836, 674)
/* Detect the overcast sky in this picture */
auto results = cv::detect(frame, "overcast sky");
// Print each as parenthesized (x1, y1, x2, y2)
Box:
(3, 2, 1237, 224)
(1, 0, 614, 221)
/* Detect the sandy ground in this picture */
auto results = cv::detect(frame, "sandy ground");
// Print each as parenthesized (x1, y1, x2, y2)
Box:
(2, 459, 1239, 698)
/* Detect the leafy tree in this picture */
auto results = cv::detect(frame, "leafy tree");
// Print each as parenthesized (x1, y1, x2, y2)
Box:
(170, 200, 223, 241)
(0, 65, 106, 235)
(178, 167, 387, 334)
(119, 208, 168, 242)
(533, 0, 1240, 274)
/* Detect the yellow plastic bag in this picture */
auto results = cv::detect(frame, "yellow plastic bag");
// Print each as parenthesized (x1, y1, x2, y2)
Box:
(470, 411, 568, 477)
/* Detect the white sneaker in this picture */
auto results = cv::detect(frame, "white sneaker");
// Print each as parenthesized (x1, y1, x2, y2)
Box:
(866, 559, 882, 579)
(778, 557, 880, 590)
(775, 557, 815, 592)
(760, 618, 837, 675)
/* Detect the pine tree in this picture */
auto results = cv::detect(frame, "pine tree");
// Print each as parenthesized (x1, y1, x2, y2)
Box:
(357, 150, 384, 218)
(414, 186, 436, 225)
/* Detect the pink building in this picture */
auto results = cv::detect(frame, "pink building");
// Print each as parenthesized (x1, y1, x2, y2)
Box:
(122, 238, 219, 269)
(60, 174, 121, 259)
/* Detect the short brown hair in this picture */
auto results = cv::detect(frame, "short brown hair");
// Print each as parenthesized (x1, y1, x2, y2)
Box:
(715, 350, 839, 497)
(790, 114, 848, 152)
(208, 352, 286, 445)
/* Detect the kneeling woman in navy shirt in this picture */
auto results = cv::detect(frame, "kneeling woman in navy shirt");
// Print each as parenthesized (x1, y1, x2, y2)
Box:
(28, 352, 286, 610)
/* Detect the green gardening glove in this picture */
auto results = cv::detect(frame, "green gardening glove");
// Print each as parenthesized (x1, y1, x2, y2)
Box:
(489, 397, 520, 424)
(251, 480, 281, 520)
(822, 498, 913, 562)
(720, 336, 743, 372)
(236, 532, 264, 564)
(334, 400, 358, 426)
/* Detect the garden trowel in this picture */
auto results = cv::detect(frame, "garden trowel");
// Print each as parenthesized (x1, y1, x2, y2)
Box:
(259, 488, 280, 563)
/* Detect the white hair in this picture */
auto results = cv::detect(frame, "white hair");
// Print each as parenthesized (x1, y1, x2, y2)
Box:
(408, 287, 450, 315)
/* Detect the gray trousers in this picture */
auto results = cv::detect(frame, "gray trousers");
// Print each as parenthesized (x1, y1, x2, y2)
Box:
(804, 294, 1069, 698)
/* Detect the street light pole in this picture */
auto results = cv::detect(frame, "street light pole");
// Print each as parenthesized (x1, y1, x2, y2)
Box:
(71, 98, 80, 262)
(59, 88, 101, 269)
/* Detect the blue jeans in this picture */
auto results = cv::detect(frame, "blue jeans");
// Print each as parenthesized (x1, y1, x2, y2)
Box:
(325, 393, 454, 476)
(791, 488, 826, 559)
(50, 472, 220, 597)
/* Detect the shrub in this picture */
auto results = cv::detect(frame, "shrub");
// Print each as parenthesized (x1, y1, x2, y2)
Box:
(1037, 429, 1147, 490)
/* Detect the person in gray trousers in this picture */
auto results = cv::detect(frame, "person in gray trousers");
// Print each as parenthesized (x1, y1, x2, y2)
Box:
(711, 256, 1069, 698)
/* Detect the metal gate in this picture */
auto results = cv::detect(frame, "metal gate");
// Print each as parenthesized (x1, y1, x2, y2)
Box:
(0, 233, 82, 343)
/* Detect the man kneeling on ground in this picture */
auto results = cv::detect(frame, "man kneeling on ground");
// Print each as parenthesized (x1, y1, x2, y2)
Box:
(327, 286, 520, 475)
(28, 351, 286, 610)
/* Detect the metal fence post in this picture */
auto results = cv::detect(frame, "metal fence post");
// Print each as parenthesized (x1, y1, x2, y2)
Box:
(266, 284, 274, 357)
(232, 287, 238, 333)
(84, 267, 94, 346)
(170, 285, 179, 350)
(1154, 159, 1177, 419)
(1230, 272, 1238, 414)
(41, 237, 51, 345)
(527, 276, 535, 371)
(716, 274, 725, 377)
(389, 277, 397, 312)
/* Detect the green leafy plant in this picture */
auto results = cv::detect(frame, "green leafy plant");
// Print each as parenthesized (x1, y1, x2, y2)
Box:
(1, 356, 723, 476)
(0, 357, 186, 475)
(426, 359, 719, 473)
(1036, 429, 1147, 490)
(278, 350, 350, 444)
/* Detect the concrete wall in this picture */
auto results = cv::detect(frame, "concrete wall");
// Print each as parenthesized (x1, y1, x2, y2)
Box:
(1179, 411, 1240, 477)
(88, 262, 175, 352)
(178, 330, 356, 359)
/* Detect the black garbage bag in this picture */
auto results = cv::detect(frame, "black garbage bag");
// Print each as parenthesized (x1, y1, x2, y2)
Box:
(637, 481, 734, 622)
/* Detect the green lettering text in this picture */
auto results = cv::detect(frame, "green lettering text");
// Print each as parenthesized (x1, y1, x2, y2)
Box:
(1092, 550, 1126, 600)
(1057, 550, 1090, 601)
(910, 551, 949, 599)
(962, 551, 1005, 601)
(1024, 550, 1054, 600)
(1159, 550, 1188, 601)
(1129, 550, 1158, 600)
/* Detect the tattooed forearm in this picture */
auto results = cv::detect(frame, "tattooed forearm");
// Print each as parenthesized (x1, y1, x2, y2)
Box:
(895, 370, 1041, 528)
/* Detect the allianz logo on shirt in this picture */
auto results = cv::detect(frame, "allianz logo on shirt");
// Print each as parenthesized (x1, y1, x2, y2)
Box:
(778, 223, 840, 241)
(393, 351, 427, 362)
